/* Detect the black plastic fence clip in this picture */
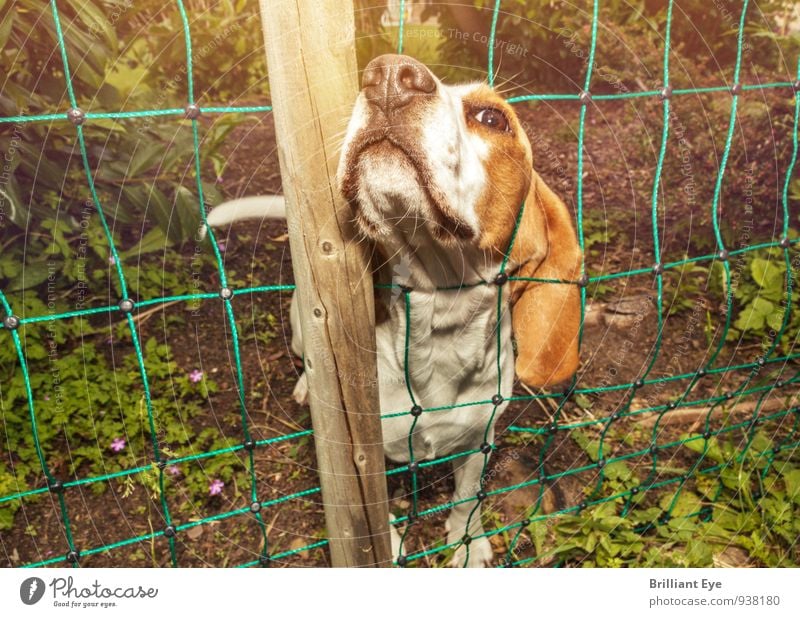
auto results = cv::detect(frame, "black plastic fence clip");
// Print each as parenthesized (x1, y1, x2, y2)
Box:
(48, 479, 64, 494)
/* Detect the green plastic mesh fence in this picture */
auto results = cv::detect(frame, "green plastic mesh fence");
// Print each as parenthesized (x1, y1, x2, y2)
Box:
(1, 0, 799, 568)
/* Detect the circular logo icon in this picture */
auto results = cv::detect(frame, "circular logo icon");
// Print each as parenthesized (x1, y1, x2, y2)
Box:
(20, 577, 46, 605)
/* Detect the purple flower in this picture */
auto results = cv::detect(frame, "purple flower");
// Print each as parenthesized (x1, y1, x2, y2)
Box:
(217, 241, 226, 254)
(215, 175, 224, 184)
(167, 465, 181, 477)
(108, 255, 116, 266)
(189, 369, 204, 383)
(209, 479, 224, 496)
(110, 437, 126, 453)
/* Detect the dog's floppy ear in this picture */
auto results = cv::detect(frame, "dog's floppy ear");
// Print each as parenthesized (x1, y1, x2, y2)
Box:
(507, 171, 582, 387)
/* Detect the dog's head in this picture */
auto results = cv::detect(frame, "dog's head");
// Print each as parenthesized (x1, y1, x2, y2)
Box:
(339, 54, 582, 387)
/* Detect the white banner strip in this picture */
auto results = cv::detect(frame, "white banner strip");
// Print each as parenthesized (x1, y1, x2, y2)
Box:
(2, 568, 798, 616)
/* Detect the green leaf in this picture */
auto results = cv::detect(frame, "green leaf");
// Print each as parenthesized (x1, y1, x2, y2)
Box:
(734, 297, 774, 332)
(527, 520, 549, 555)
(120, 227, 170, 258)
(0, 179, 24, 227)
(750, 257, 784, 290)
(604, 460, 633, 482)
(5, 258, 61, 292)
(659, 490, 701, 517)
(571, 430, 601, 461)
(128, 143, 166, 178)
(782, 469, 800, 505)
(174, 187, 201, 244)
(0, 7, 14, 50)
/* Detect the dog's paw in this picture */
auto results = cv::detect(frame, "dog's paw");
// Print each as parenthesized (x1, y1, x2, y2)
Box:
(292, 373, 309, 405)
(448, 536, 493, 568)
(388, 514, 402, 564)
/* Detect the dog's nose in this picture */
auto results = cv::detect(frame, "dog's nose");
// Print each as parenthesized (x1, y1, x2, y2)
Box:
(362, 54, 436, 115)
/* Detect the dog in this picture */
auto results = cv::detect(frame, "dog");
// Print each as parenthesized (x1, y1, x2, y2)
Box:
(205, 54, 582, 567)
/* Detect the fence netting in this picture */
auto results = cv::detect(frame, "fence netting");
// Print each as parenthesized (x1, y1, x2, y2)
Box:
(1, 0, 798, 568)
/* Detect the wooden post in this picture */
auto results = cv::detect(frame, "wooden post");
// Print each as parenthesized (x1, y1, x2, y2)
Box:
(259, 0, 392, 566)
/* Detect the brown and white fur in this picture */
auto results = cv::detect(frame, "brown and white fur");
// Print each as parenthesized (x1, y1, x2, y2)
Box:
(205, 55, 582, 567)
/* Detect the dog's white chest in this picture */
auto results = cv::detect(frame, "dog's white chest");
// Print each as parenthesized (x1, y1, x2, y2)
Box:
(376, 285, 514, 462)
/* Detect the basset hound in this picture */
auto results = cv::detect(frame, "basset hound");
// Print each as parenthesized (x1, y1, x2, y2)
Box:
(205, 54, 582, 567)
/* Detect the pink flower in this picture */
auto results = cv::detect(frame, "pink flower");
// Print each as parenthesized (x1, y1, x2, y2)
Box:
(110, 438, 126, 452)
(167, 465, 181, 476)
(215, 175, 224, 184)
(189, 369, 203, 383)
(108, 255, 116, 265)
(209, 479, 224, 496)
(217, 241, 226, 253)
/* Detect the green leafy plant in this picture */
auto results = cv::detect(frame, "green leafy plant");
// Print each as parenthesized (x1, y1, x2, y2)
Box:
(517, 424, 800, 566)
(710, 246, 800, 354)
(0, 291, 258, 529)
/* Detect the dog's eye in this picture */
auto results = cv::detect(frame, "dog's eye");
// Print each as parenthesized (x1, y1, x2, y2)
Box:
(473, 108, 510, 132)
